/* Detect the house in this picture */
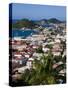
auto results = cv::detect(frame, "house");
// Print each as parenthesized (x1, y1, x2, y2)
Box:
(54, 38, 61, 43)
(42, 47, 50, 53)
(14, 52, 22, 58)
(17, 45, 27, 51)
(31, 34, 46, 41)
(24, 54, 30, 58)
(26, 58, 34, 69)
(52, 43, 62, 56)
(14, 57, 34, 74)
(52, 52, 61, 56)
(15, 66, 28, 73)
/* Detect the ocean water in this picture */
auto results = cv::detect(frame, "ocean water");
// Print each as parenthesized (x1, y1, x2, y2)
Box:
(11, 29, 38, 38)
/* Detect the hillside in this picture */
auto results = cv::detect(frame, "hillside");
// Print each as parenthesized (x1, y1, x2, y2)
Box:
(12, 18, 63, 29)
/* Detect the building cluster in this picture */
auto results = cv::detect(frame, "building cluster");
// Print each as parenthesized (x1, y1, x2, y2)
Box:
(9, 22, 66, 79)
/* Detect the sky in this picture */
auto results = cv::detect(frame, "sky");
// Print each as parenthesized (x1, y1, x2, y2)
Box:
(11, 3, 66, 21)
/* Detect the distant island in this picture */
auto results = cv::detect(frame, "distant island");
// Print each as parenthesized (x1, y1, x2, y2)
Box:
(12, 18, 65, 29)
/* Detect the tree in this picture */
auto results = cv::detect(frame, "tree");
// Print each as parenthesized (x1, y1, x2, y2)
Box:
(12, 19, 35, 29)
(14, 52, 66, 85)
(36, 45, 44, 53)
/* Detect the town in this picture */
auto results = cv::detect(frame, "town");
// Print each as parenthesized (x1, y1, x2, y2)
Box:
(9, 20, 66, 85)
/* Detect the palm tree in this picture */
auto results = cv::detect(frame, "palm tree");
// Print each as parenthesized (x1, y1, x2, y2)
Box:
(29, 52, 56, 85)
(29, 53, 66, 85)
(17, 52, 66, 85)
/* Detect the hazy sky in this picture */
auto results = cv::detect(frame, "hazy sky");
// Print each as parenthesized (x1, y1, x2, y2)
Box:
(11, 3, 66, 21)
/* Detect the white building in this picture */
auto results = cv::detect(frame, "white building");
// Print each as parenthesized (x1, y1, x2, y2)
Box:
(31, 34, 46, 41)
(42, 47, 50, 53)
(25, 58, 34, 69)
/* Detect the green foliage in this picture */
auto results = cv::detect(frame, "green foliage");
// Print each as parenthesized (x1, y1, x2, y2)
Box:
(48, 18, 61, 23)
(36, 45, 44, 53)
(12, 19, 36, 29)
(46, 44, 52, 49)
(14, 53, 66, 85)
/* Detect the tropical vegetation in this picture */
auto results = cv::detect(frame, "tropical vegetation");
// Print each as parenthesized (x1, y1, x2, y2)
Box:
(12, 52, 66, 86)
